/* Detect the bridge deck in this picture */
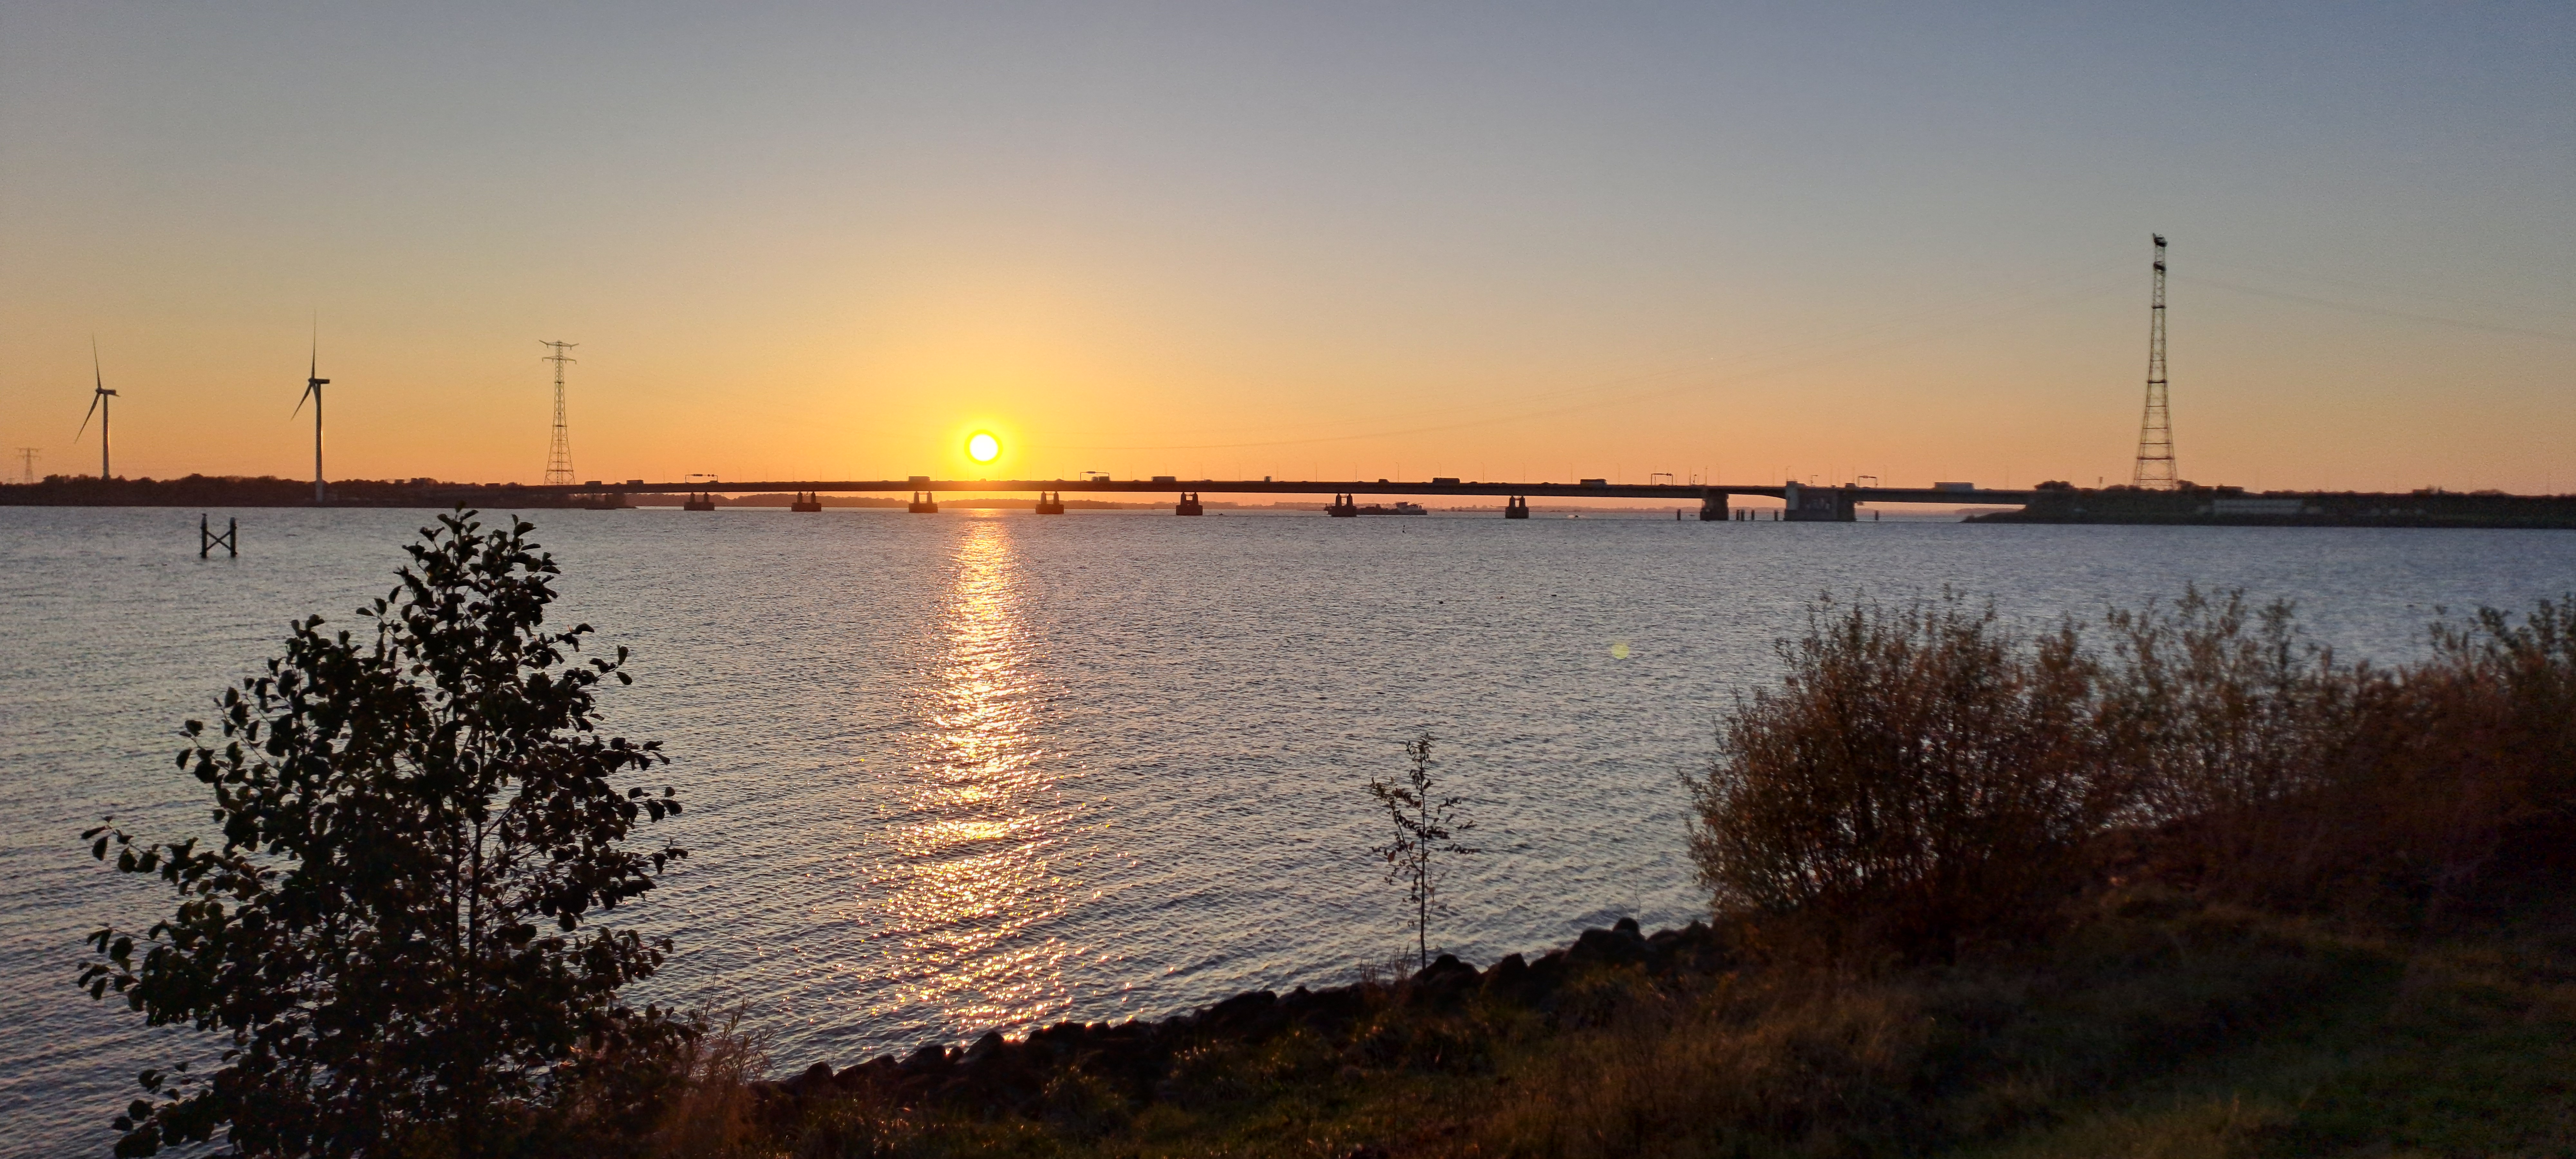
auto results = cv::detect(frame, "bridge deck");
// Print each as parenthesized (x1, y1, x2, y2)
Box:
(474, 479, 2031, 505)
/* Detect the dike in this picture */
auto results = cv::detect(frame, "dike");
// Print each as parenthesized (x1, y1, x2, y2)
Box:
(749, 917, 1722, 1118)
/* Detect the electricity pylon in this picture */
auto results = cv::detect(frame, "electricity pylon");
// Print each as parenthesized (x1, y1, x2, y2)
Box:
(2131, 234, 2177, 489)
(541, 341, 578, 485)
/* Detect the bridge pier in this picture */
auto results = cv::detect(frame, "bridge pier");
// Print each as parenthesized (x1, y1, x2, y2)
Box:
(1699, 489, 1728, 522)
(906, 491, 937, 514)
(790, 491, 823, 512)
(1504, 495, 1529, 518)
(684, 491, 716, 511)
(1176, 491, 1203, 516)
(1782, 482, 1856, 522)
(1035, 490, 1065, 515)
(1327, 493, 1359, 517)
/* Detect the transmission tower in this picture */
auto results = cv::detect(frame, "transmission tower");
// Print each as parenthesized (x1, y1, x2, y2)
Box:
(15, 447, 38, 484)
(2131, 234, 2177, 489)
(540, 340, 578, 485)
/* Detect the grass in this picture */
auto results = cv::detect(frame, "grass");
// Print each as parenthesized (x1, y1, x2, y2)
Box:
(1957, 888, 2576, 1159)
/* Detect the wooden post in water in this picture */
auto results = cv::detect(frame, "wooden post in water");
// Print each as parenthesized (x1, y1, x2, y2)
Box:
(200, 515, 237, 558)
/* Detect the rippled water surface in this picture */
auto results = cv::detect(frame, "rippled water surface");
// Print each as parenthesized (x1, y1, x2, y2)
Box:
(6, 505, 2572, 1155)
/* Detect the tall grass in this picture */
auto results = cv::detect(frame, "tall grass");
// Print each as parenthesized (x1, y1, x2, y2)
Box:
(1690, 590, 2576, 955)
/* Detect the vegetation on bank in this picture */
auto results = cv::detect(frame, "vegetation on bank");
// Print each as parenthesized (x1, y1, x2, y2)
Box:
(5, 474, 496, 506)
(74, 505, 2576, 1156)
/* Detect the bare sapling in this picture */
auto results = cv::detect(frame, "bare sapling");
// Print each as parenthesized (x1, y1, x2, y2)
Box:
(1369, 731, 1481, 971)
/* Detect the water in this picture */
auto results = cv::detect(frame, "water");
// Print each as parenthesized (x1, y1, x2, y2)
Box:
(5, 505, 2571, 1155)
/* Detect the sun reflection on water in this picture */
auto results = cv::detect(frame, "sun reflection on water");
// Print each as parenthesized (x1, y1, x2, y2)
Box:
(863, 517, 1075, 1036)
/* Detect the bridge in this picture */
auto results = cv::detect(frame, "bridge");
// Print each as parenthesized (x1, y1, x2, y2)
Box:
(506, 478, 2034, 521)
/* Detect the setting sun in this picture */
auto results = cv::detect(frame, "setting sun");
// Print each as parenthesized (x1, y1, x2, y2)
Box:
(966, 431, 1001, 463)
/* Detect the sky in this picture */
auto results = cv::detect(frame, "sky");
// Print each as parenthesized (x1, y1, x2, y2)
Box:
(2, 2, 2570, 493)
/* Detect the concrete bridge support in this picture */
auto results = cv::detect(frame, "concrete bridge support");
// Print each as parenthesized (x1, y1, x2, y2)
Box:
(1504, 495, 1530, 519)
(1327, 493, 1359, 517)
(1035, 491, 1065, 515)
(790, 491, 822, 513)
(907, 491, 938, 514)
(1699, 490, 1728, 522)
(1176, 491, 1203, 515)
(1782, 482, 1857, 522)
(684, 492, 717, 511)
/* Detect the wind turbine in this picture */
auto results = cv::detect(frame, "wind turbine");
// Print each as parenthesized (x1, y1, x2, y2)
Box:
(75, 339, 117, 479)
(293, 326, 329, 504)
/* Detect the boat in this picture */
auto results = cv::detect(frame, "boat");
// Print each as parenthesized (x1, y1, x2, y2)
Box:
(1355, 501, 1427, 516)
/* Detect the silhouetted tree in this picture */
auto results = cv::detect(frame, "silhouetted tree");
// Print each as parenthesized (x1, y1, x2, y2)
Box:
(79, 509, 690, 1157)
(1369, 732, 1480, 970)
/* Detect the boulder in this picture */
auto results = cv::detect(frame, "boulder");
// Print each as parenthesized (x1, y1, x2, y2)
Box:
(1412, 953, 1480, 1003)
(781, 1061, 834, 1099)
(1201, 989, 1278, 1032)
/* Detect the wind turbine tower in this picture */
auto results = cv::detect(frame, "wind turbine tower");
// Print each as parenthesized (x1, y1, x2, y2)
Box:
(295, 330, 330, 504)
(2131, 234, 2177, 489)
(77, 340, 118, 479)
(541, 340, 578, 486)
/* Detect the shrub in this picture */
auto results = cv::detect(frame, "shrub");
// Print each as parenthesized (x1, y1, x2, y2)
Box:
(78, 510, 691, 1157)
(1687, 594, 2117, 956)
(1695, 589, 2576, 951)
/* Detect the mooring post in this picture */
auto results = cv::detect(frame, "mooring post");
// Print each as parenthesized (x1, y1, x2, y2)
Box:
(201, 515, 237, 558)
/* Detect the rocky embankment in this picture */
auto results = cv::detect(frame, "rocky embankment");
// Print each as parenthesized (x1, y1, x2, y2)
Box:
(752, 917, 1723, 1117)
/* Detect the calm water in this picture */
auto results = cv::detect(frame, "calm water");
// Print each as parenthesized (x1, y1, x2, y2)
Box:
(5, 505, 2571, 1155)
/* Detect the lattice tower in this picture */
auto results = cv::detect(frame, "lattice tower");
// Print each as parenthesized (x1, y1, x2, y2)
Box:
(2132, 235, 2177, 489)
(16, 447, 37, 484)
(541, 341, 578, 485)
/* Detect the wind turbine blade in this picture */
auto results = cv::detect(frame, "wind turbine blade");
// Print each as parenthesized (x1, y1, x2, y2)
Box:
(77, 391, 100, 438)
(293, 385, 309, 418)
(92, 336, 102, 392)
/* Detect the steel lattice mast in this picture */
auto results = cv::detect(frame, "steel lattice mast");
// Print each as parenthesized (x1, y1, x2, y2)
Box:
(2131, 234, 2177, 489)
(541, 340, 577, 485)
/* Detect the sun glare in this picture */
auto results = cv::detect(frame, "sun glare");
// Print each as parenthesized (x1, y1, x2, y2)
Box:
(966, 431, 1002, 464)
